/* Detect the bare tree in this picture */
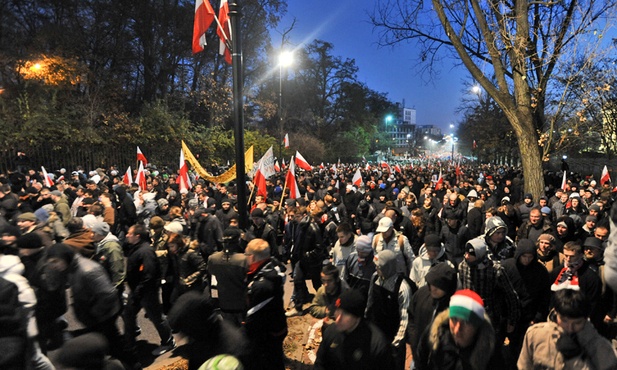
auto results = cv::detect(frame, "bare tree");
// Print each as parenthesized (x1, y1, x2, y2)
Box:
(372, 0, 617, 197)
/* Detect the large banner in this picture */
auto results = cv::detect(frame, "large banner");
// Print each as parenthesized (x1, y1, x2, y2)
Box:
(181, 141, 254, 184)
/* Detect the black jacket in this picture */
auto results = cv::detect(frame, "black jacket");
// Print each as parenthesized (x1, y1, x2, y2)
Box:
(125, 240, 160, 297)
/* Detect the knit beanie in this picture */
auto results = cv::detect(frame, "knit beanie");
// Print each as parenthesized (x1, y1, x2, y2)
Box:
(354, 235, 373, 254)
(16, 232, 43, 250)
(47, 243, 75, 265)
(335, 289, 366, 318)
(449, 289, 485, 327)
(425, 263, 457, 294)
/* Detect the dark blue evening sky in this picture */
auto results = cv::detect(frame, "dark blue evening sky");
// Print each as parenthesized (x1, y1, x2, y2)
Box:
(273, 0, 472, 131)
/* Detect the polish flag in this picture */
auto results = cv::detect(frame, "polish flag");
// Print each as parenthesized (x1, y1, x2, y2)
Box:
(561, 171, 568, 190)
(253, 162, 267, 197)
(601, 165, 611, 186)
(41, 166, 54, 188)
(393, 164, 402, 173)
(352, 168, 363, 187)
(365, 163, 370, 171)
(123, 166, 133, 186)
(283, 133, 290, 149)
(380, 161, 392, 173)
(319, 162, 324, 170)
(274, 160, 281, 172)
(285, 159, 301, 199)
(176, 148, 191, 192)
(136, 146, 148, 165)
(331, 163, 337, 172)
(217, 0, 232, 64)
(295, 151, 312, 171)
(281, 158, 286, 169)
(136, 161, 147, 191)
(192, 0, 215, 54)
(435, 169, 444, 190)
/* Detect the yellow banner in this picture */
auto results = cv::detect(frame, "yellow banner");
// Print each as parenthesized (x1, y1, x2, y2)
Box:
(182, 141, 254, 184)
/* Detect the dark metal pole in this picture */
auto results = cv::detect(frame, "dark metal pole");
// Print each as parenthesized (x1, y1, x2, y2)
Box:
(229, 0, 248, 230)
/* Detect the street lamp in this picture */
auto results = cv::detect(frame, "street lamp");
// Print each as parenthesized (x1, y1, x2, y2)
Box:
(278, 51, 293, 159)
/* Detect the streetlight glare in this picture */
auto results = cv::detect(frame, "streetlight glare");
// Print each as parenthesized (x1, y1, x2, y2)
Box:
(279, 51, 294, 67)
(471, 85, 481, 95)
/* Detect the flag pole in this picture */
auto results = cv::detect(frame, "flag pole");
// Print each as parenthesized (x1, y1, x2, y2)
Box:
(279, 179, 288, 210)
(229, 0, 248, 229)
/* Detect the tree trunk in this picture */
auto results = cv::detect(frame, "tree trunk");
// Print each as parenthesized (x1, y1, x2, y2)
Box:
(509, 113, 545, 199)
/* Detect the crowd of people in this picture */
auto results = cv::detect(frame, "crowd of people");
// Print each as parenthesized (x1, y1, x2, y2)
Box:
(1, 161, 617, 370)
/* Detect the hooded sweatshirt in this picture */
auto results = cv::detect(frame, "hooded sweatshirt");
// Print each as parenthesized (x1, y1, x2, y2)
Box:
(0, 255, 38, 338)
(410, 243, 452, 288)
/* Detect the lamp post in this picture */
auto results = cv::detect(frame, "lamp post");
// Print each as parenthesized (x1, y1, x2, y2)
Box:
(278, 51, 293, 160)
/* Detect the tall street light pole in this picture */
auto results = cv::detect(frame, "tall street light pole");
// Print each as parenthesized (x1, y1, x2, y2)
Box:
(278, 51, 293, 160)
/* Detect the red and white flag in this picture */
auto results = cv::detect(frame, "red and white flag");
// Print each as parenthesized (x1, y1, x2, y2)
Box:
(365, 163, 370, 171)
(176, 148, 191, 192)
(393, 164, 402, 173)
(283, 133, 290, 149)
(217, 0, 232, 64)
(136, 161, 147, 191)
(352, 168, 363, 187)
(274, 160, 281, 172)
(123, 166, 133, 186)
(380, 161, 392, 173)
(41, 166, 54, 188)
(285, 158, 301, 199)
(295, 151, 312, 171)
(257, 146, 276, 179)
(561, 171, 568, 190)
(331, 163, 337, 172)
(319, 162, 324, 170)
(281, 158, 286, 169)
(136, 146, 148, 165)
(253, 162, 267, 197)
(435, 169, 444, 190)
(601, 165, 611, 186)
(192, 0, 215, 54)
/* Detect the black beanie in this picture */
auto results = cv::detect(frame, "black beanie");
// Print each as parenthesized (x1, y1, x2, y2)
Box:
(336, 289, 366, 318)
(47, 243, 75, 264)
(425, 262, 457, 295)
(16, 232, 43, 250)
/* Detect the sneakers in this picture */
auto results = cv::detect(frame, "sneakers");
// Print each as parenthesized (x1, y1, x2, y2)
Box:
(151, 338, 176, 356)
(285, 308, 303, 317)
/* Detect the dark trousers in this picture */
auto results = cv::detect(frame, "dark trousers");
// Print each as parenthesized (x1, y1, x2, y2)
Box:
(292, 262, 321, 309)
(90, 316, 140, 368)
(246, 331, 286, 370)
(123, 288, 173, 347)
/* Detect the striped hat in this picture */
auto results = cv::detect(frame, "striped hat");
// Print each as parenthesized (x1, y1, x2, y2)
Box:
(449, 289, 485, 327)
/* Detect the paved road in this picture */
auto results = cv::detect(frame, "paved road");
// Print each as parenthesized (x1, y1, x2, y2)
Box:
(47, 261, 299, 369)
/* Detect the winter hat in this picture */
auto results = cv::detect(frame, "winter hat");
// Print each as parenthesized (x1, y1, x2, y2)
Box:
(355, 235, 373, 254)
(335, 289, 366, 318)
(149, 216, 165, 229)
(449, 289, 485, 327)
(515, 239, 536, 260)
(585, 215, 597, 223)
(199, 355, 244, 370)
(524, 193, 533, 200)
(47, 243, 75, 265)
(540, 206, 551, 215)
(221, 197, 231, 205)
(16, 232, 43, 249)
(376, 217, 394, 233)
(425, 263, 457, 294)
(34, 207, 50, 223)
(188, 199, 199, 209)
(537, 233, 555, 245)
(467, 189, 478, 199)
(57, 333, 109, 369)
(51, 190, 63, 197)
(583, 237, 604, 251)
(424, 234, 442, 250)
(589, 204, 601, 212)
(251, 208, 264, 218)
(157, 198, 169, 207)
(164, 222, 184, 235)
(485, 216, 507, 237)
(206, 198, 217, 208)
(91, 221, 110, 236)
(17, 212, 37, 222)
(501, 196, 511, 204)
(1, 225, 21, 238)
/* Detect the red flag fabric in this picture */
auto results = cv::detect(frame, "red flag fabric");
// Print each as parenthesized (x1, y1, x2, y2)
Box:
(561, 171, 568, 190)
(177, 148, 191, 192)
(295, 151, 312, 171)
(601, 165, 611, 186)
(217, 0, 232, 64)
(281, 158, 286, 169)
(352, 168, 363, 187)
(365, 163, 370, 171)
(136, 162, 147, 191)
(123, 166, 133, 186)
(435, 169, 444, 190)
(192, 0, 215, 54)
(285, 159, 301, 199)
(283, 133, 290, 149)
(274, 160, 281, 173)
(456, 166, 462, 177)
(41, 166, 54, 188)
(253, 164, 267, 197)
(393, 164, 402, 173)
(136, 146, 148, 165)
(319, 162, 324, 169)
(472, 140, 477, 150)
(380, 161, 392, 173)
